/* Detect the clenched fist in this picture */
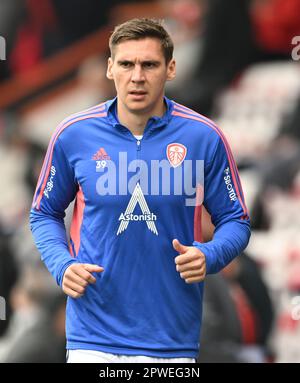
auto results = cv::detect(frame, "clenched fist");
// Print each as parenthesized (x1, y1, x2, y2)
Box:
(173, 239, 206, 283)
(62, 263, 104, 298)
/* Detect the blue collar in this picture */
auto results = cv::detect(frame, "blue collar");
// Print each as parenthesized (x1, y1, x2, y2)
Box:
(106, 96, 173, 133)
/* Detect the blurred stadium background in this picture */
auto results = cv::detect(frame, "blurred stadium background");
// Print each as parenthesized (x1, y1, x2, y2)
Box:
(0, 0, 300, 363)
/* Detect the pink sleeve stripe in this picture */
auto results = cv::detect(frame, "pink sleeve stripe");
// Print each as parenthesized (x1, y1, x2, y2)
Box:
(194, 186, 203, 243)
(173, 103, 248, 208)
(174, 102, 249, 218)
(173, 103, 248, 206)
(173, 102, 217, 125)
(32, 102, 106, 202)
(32, 103, 106, 206)
(33, 112, 107, 210)
(172, 110, 249, 218)
(70, 185, 85, 256)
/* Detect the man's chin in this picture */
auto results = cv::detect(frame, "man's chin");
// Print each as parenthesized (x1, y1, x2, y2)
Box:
(126, 101, 150, 114)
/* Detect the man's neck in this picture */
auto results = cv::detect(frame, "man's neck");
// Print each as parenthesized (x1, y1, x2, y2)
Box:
(117, 100, 166, 136)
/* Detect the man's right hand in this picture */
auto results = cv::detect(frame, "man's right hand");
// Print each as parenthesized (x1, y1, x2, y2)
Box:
(62, 263, 104, 298)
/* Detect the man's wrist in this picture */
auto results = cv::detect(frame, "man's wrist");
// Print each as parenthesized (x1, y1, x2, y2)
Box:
(193, 241, 216, 274)
(58, 259, 78, 287)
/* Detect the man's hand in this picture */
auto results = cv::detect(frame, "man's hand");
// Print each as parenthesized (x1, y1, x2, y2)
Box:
(62, 263, 104, 298)
(173, 239, 206, 283)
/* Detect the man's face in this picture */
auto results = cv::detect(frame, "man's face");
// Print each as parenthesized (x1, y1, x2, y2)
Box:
(107, 38, 176, 115)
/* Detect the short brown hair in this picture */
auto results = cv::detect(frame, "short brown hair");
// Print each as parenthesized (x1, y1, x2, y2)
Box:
(109, 18, 174, 64)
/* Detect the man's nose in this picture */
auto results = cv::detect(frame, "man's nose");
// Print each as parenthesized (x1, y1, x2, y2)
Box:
(131, 65, 145, 82)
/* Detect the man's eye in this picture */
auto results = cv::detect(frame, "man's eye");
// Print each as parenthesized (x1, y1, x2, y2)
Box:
(144, 62, 156, 68)
(120, 62, 131, 68)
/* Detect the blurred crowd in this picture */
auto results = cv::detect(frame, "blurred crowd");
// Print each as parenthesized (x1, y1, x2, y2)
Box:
(0, 0, 300, 363)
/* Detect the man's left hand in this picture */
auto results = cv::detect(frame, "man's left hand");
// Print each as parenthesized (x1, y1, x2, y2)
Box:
(172, 239, 206, 283)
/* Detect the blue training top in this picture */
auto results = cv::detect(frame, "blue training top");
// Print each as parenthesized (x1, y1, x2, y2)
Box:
(29, 97, 251, 358)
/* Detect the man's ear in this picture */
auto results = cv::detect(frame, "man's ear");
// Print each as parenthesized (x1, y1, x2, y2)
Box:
(166, 59, 176, 81)
(106, 57, 114, 80)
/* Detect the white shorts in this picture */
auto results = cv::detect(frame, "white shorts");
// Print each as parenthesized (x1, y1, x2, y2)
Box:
(67, 349, 196, 363)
